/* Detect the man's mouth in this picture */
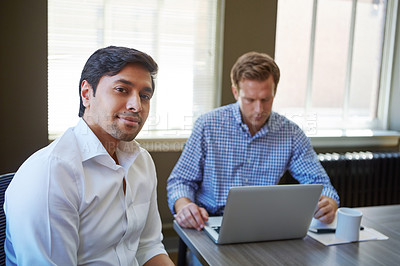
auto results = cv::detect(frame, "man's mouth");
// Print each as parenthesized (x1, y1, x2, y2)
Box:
(118, 115, 142, 127)
(254, 115, 264, 121)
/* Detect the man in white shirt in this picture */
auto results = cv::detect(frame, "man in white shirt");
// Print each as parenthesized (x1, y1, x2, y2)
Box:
(4, 46, 174, 266)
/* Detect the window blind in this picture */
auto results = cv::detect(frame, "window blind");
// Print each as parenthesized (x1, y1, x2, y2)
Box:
(48, 0, 221, 139)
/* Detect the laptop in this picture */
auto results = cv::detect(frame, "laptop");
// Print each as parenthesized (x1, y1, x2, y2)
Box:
(204, 184, 323, 244)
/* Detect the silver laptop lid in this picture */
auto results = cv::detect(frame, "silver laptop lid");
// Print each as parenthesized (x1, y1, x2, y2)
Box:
(214, 184, 323, 244)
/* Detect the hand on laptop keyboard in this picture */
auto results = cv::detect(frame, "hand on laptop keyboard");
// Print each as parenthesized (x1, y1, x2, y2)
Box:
(174, 197, 209, 231)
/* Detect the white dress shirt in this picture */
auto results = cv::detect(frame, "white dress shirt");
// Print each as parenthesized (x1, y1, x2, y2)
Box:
(4, 119, 167, 265)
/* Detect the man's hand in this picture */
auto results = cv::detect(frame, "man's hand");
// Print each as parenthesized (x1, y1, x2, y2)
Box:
(174, 197, 209, 231)
(314, 196, 338, 224)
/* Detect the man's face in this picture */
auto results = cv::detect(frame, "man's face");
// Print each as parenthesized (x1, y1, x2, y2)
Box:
(232, 75, 275, 135)
(81, 63, 153, 145)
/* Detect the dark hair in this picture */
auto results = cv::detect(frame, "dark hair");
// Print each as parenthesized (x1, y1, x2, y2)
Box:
(230, 51, 280, 95)
(78, 46, 158, 117)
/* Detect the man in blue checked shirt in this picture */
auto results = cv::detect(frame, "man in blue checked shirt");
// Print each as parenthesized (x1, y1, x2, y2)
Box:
(167, 51, 339, 231)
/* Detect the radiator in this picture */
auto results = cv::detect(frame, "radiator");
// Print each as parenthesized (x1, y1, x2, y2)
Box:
(319, 151, 400, 207)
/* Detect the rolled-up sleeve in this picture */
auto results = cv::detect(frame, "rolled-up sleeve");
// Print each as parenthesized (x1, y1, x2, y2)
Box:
(288, 127, 340, 205)
(166, 117, 206, 214)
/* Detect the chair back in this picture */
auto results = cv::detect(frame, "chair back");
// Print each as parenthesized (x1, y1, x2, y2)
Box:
(0, 173, 14, 264)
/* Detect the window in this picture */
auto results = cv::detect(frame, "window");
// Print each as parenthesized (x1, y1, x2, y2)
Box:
(48, 0, 222, 139)
(274, 0, 397, 135)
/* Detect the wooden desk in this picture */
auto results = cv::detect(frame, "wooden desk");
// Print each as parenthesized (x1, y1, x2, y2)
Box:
(173, 205, 400, 265)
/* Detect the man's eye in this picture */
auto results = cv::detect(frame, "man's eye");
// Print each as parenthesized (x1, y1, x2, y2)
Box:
(115, 87, 126, 93)
(140, 94, 151, 100)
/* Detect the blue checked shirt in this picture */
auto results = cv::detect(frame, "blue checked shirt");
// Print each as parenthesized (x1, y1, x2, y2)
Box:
(167, 102, 339, 215)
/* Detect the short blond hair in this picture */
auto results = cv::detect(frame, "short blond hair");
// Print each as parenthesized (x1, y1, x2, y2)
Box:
(230, 51, 280, 94)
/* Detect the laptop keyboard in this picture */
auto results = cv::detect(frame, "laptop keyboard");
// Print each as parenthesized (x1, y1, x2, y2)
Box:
(212, 226, 221, 234)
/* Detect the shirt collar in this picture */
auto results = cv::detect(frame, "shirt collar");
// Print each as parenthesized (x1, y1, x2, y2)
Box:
(233, 102, 243, 126)
(232, 102, 273, 138)
(73, 119, 141, 170)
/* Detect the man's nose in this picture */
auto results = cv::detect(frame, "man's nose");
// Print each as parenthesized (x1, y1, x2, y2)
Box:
(254, 101, 263, 112)
(127, 93, 142, 112)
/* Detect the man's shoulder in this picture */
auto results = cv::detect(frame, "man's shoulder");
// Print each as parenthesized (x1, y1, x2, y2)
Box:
(32, 127, 81, 166)
(270, 112, 302, 132)
(51, 127, 81, 157)
(14, 128, 81, 181)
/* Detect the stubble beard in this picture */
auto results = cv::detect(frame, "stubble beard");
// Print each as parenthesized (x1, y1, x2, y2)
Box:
(109, 119, 142, 142)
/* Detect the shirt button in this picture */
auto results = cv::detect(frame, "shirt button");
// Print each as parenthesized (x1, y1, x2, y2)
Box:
(247, 159, 251, 163)
(245, 178, 249, 183)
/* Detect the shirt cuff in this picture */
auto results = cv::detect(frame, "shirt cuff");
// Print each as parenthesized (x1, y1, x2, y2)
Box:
(168, 187, 196, 214)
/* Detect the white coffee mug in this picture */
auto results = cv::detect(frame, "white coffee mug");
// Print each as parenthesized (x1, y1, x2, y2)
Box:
(335, 207, 363, 242)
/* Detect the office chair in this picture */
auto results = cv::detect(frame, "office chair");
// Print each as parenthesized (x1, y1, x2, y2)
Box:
(0, 173, 14, 264)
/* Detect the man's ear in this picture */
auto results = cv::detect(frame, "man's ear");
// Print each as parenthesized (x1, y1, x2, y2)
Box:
(232, 85, 239, 101)
(81, 80, 93, 108)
